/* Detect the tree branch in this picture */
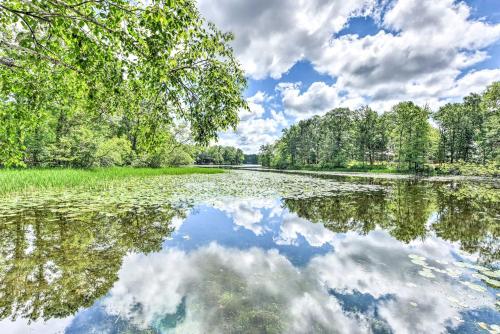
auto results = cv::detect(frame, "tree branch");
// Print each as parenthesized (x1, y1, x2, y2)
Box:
(0, 40, 80, 72)
(0, 57, 20, 68)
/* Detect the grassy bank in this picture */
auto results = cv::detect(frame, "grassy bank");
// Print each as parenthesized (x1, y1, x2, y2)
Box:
(261, 161, 499, 177)
(0, 167, 224, 196)
(289, 166, 405, 174)
(266, 163, 406, 174)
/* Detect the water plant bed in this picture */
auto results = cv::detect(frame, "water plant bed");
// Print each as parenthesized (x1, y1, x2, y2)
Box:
(0, 167, 224, 196)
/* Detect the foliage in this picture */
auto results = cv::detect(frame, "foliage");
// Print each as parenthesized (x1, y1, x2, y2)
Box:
(355, 106, 389, 165)
(479, 82, 500, 163)
(243, 154, 258, 164)
(390, 101, 431, 170)
(260, 82, 499, 174)
(96, 137, 132, 167)
(433, 161, 499, 177)
(195, 145, 244, 165)
(0, 0, 247, 167)
(0, 200, 185, 321)
(284, 181, 499, 262)
(435, 94, 483, 163)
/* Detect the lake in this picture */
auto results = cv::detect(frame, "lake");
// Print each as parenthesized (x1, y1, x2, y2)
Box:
(0, 170, 498, 333)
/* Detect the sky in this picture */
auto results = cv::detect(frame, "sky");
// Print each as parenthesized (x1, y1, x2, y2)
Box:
(197, 0, 500, 153)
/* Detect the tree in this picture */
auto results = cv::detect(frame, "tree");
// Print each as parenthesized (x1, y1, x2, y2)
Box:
(319, 108, 356, 167)
(258, 144, 274, 167)
(354, 106, 387, 165)
(257, 83, 498, 172)
(479, 82, 500, 164)
(195, 146, 245, 165)
(0, 200, 185, 322)
(0, 0, 248, 167)
(434, 103, 464, 163)
(390, 102, 431, 170)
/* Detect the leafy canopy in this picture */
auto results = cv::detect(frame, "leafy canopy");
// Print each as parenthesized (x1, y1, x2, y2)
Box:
(0, 0, 248, 167)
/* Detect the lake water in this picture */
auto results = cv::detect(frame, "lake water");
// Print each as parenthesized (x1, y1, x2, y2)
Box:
(0, 170, 498, 333)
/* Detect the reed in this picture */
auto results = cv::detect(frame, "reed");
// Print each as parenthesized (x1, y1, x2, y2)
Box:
(0, 167, 224, 196)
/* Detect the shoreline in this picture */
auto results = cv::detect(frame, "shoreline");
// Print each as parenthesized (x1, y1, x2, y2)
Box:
(200, 165, 500, 183)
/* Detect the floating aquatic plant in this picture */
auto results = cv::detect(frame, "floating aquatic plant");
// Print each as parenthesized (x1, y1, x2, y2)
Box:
(418, 269, 435, 278)
(461, 281, 487, 292)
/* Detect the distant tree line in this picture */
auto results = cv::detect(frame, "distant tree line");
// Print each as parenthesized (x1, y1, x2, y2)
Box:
(259, 82, 499, 172)
(195, 146, 245, 165)
(244, 154, 259, 164)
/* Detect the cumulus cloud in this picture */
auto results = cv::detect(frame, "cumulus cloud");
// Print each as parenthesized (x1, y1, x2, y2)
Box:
(306, 0, 500, 111)
(217, 91, 288, 153)
(198, 0, 374, 79)
(103, 244, 365, 333)
(278, 66, 500, 117)
(278, 81, 366, 119)
(212, 198, 338, 245)
(199, 0, 500, 123)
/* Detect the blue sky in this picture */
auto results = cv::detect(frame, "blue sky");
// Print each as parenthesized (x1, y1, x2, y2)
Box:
(197, 0, 500, 153)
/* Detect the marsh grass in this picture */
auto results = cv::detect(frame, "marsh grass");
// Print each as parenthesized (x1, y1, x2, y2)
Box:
(0, 167, 224, 196)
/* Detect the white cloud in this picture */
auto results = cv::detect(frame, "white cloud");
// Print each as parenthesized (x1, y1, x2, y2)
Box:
(278, 81, 366, 119)
(200, 0, 500, 85)
(198, 0, 374, 79)
(239, 91, 266, 121)
(312, 0, 500, 98)
(275, 212, 337, 247)
(201, 0, 500, 146)
(278, 66, 500, 118)
(447, 68, 500, 98)
(103, 244, 365, 333)
(217, 92, 288, 153)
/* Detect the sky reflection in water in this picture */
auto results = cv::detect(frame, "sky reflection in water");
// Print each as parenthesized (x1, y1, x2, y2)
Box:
(0, 173, 498, 333)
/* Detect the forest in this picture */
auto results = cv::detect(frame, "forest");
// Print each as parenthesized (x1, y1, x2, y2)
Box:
(0, 0, 498, 176)
(0, 0, 248, 169)
(259, 82, 499, 175)
(195, 145, 245, 165)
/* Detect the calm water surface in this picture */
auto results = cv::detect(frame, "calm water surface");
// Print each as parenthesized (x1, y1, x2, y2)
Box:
(0, 170, 498, 333)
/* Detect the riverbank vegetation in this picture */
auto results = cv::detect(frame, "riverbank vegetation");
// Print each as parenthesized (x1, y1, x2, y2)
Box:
(259, 82, 499, 176)
(195, 145, 245, 165)
(0, 0, 247, 169)
(0, 167, 223, 196)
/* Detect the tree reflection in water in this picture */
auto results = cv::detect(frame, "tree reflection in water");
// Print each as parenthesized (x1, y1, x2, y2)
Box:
(0, 202, 184, 322)
(0, 177, 498, 332)
(283, 181, 499, 263)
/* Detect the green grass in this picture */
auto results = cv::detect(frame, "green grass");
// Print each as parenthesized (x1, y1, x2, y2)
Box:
(0, 167, 224, 196)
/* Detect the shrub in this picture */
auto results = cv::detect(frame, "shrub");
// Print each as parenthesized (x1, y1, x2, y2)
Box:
(49, 128, 98, 168)
(96, 137, 132, 167)
(434, 162, 499, 177)
(165, 149, 194, 166)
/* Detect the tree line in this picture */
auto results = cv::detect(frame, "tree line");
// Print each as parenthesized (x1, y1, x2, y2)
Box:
(259, 82, 499, 172)
(0, 0, 247, 168)
(195, 145, 245, 165)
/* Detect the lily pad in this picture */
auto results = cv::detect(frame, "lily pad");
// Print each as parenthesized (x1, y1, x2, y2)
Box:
(461, 281, 487, 292)
(419, 269, 435, 278)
